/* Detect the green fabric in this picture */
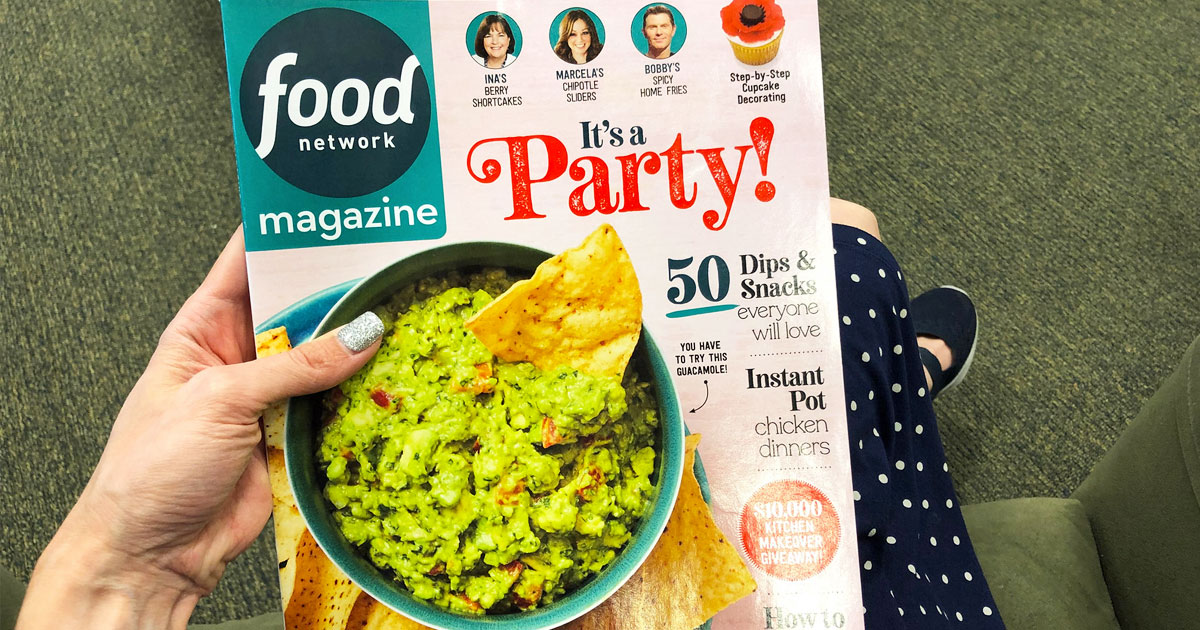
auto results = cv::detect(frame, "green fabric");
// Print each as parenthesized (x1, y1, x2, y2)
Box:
(0, 564, 26, 630)
(962, 497, 1120, 630)
(190, 612, 284, 630)
(1073, 335, 1200, 630)
(822, 0, 1200, 508)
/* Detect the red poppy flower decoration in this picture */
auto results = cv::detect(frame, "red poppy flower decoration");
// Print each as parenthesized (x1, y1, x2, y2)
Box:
(720, 0, 786, 43)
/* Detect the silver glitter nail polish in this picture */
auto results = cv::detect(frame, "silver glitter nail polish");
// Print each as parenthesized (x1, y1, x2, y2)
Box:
(337, 311, 384, 353)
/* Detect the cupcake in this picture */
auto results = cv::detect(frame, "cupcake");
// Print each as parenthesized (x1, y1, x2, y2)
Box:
(720, 0, 785, 65)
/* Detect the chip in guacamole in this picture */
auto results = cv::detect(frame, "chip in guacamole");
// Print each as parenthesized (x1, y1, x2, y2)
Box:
(466, 224, 642, 379)
(317, 269, 660, 614)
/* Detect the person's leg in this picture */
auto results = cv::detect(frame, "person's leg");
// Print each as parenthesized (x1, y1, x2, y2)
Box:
(830, 198, 955, 392)
(830, 200, 1003, 628)
(831, 197, 882, 241)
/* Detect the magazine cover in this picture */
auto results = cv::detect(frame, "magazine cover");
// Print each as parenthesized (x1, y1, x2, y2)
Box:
(221, 0, 863, 627)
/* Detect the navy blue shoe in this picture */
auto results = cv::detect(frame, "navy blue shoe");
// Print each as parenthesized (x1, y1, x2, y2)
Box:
(911, 286, 978, 398)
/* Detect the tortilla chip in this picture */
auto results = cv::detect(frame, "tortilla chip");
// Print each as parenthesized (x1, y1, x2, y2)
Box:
(285, 530, 362, 629)
(253, 326, 309, 607)
(466, 224, 642, 378)
(266, 446, 296, 517)
(254, 326, 292, 449)
(263, 399, 288, 450)
(255, 325, 292, 358)
(346, 592, 435, 630)
(268, 447, 307, 608)
(563, 434, 756, 629)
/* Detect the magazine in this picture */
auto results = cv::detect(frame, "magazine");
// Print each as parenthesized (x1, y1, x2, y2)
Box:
(220, 0, 863, 627)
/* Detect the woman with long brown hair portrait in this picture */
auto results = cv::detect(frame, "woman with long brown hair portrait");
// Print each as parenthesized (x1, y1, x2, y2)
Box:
(553, 9, 603, 64)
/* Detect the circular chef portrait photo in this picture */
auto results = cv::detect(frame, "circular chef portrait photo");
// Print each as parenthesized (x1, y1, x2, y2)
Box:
(549, 8, 605, 65)
(467, 11, 523, 69)
(631, 3, 687, 60)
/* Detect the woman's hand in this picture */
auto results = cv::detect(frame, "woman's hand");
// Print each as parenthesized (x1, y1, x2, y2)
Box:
(17, 228, 382, 630)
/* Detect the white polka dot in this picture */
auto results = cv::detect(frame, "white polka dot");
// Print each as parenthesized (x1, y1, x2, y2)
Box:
(900, 308, 908, 318)
(869, 390, 875, 400)
(943, 462, 949, 472)
(917, 462, 924, 471)
(886, 536, 896, 545)
(920, 606, 927, 615)
(953, 536, 961, 545)
(902, 499, 912, 508)
(869, 308, 877, 318)
(956, 612, 963, 621)
(907, 564, 916, 574)
(922, 499, 930, 509)
(851, 273, 861, 282)
(930, 537, 938, 546)
(894, 421, 903, 432)
(915, 424, 925, 434)
(850, 400, 858, 411)
(942, 574, 949, 584)
(878, 474, 888, 484)
(898, 607, 904, 616)
(867, 528, 876, 536)
(857, 237, 867, 245)
(863, 560, 872, 570)
(858, 439, 863, 449)
(918, 387, 926, 397)
(853, 491, 861, 501)
(895, 460, 906, 470)
(983, 606, 993, 616)
(946, 499, 954, 508)
(861, 352, 871, 362)
(892, 383, 902, 393)
(937, 606, 943, 615)
(898, 271, 903, 280)
(893, 344, 903, 354)
(873, 428, 880, 437)
(878, 346, 884, 356)
(964, 571, 973, 581)
(842, 315, 852, 325)
(879, 268, 887, 278)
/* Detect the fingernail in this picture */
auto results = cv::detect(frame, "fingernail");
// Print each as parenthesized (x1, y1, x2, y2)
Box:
(337, 311, 384, 353)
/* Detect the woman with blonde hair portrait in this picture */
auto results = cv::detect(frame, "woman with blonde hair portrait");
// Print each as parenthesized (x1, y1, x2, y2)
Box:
(553, 9, 603, 65)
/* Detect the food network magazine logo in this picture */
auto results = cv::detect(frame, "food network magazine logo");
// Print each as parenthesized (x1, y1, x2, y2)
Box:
(239, 8, 432, 198)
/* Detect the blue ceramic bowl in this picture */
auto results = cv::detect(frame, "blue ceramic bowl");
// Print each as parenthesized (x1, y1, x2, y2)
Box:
(285, 242, 684, 630)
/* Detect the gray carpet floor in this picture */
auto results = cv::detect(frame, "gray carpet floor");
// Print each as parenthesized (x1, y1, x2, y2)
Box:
(2, 0, 1197, 623)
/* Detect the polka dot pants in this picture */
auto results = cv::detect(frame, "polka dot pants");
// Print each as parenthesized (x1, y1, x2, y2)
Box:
(834, 225, 1004, 629)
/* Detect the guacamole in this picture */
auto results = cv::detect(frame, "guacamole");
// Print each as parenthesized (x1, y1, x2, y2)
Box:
(317, 270, 659, 614)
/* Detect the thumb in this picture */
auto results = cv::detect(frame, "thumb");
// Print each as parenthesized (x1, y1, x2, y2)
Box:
(214, 311, 385, 412)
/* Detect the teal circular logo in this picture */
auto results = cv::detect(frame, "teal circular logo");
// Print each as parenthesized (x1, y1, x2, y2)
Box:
(240, 8, 432, 198)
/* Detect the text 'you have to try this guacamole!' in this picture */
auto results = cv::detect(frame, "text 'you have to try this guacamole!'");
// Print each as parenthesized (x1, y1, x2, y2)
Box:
(317, 270, 660, 614)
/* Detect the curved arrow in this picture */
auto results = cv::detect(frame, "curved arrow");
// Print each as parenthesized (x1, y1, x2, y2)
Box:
(689, 380, 709, 413)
